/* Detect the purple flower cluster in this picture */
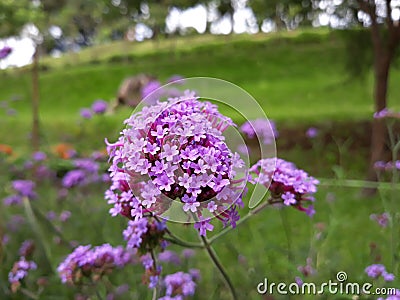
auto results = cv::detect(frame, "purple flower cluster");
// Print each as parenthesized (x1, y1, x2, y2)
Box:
(9, 240, 37, 292)
(141, 77, 192, 105)
(306, 127, 319, 139)
(62, 158, 101, 188)
(370, 213, 390, 228)
(365, 264, 395, 281)
(8, 258, 37, 292)
(18, 240, 35, 258)
(297, 257, 315, 276)
(80, 99, 109, 119)
(32, 151, 47, 161)
(158, 271, 198, 299)
(166, 75, 185, 84)
(374, 161, 400, 172)
(105, 91, 246, 235)
(240, 118, 278, 145)
(3, 180, 36, 206)
(57, 244, 135, 285)
(373, 108, 400, 119)
(139, 253, 162, 288)
(91, 99, 108, 114)
(249, 158, 318, 216)
(158, 250, 181, 265)
(0, 46, 12, 59)
(123, 217, 167, 253)
(142, 80, 162, 100)
(80, 108, 92, 119)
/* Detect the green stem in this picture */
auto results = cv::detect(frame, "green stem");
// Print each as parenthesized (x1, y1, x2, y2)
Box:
(279, 209, 294, 267)
(150, 249, 158, 300)
(209, 212, 252, 244)
(164, 231, 204, 249)
(95, 289, 103, 300)
(199, 234, 238, 300)
(209, 198, 276, 244)
(30, 205, 72, 249)
(20, 288, 39, 300)
(23, 197, 54, 274)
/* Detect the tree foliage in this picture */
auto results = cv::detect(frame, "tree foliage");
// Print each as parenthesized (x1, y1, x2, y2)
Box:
(0, 0, 43, 37)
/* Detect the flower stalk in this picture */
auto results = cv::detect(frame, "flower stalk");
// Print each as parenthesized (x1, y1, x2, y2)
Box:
(199, 234, 238, 300)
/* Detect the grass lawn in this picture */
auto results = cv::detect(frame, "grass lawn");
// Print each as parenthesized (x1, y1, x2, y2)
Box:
(1, 28, 400, 155)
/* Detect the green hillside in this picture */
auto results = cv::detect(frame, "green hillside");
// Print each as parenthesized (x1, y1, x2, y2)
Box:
(0, 29, 398, 154)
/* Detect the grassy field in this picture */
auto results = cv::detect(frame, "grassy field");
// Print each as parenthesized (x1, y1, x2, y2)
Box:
(1, 29, 399, 299)
(1, 28, 400, 155)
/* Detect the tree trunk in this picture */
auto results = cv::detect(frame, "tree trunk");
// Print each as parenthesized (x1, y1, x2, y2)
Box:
(31, 48, 40, 151)
(364, 53, 391, 193)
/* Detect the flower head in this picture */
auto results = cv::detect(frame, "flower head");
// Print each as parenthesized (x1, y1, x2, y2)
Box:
(80, 108, 92, 119)
(0, 46, 12, 59)
(12, 180, 36, 198)
(105, 92, 246, 235)
(91, 99, 108, 114)
(57, 244, 135, 285)
(370, 213, 390, 228)
(249, 158, 318, 216)
(161, 271, 198, 298)
(123, 217, 166, 252)
(240, 118, 278, 145)
(3, 180, 37, 205)
(32, 151, 47, 161)
(142, 80, 162, 99)
(306, 127, 319, 139)
(8, 257, 37, 292)
(365, 264, 395, 282)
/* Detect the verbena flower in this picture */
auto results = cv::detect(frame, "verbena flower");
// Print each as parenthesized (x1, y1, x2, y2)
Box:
(249, 158, 318, 216)
(240, 118, 278, 145)
(374, 108, 390, 119)
(181, 249, 195, 259)
(105, 91, 246, 235)
(297, 257, 315, 276)
(3, 180, 37, 206)
(167, 75, 185, 84)
(8, 257, 37, 292)
(374, 160, 400, 172)
(57, 244, 135, 285)
(306, 127, 319, 139)
(59, 210, 72, 222)
(142, 80, 162, 100)
(374, 108, 400, 119)
(122, 217, 166, 253)
(12, 180, 36, 198)
(370, 213, 390, 228)
(159, 271, 198, 299)
(365, 264, 395, 282)
(91, 99, 108, 114)
(18, 240, 35, 258)
(62, 169, 86, 188)
(62, 158, 101, 188)
(0, 46, 12, 59)
(32, 151, 47, 161)
(158, 250, 181, 265)
(80, 108, 92, 119)
(139, 253, 162, 288)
